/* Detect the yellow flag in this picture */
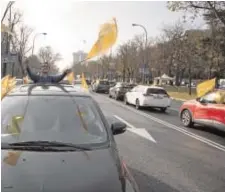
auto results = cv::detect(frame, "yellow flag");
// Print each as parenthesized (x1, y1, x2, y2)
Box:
(1, 75, 10, 100)
(67, 72, 74, 84)
(8, 77, 16, 87)
(81, 73, 88, 90)
(7, 116, 24, 134)
(87, 18, 118, 59)
(197, 78, 216, 97)
(1, 75, 16, 100)
(3, 151, 22, 166)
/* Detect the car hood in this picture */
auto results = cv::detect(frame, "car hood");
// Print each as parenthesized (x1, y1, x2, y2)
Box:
(183, 99, 197, 105)
(1, 148, 127, 192)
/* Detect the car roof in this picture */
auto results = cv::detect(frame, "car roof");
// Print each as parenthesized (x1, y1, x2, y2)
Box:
(6, 83, 90, 97)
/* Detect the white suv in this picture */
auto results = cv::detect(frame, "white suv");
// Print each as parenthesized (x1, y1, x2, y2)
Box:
(124, 85, 171, 112)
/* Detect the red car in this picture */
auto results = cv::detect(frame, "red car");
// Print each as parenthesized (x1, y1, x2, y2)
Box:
(180, 90, 225, 131)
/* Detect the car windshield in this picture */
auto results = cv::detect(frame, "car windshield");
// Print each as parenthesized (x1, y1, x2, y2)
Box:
(1, 95, 108, 146)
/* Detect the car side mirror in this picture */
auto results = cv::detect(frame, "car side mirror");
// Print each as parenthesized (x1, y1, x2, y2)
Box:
(111, 122, 127, 135)
(198, 98, 207, 104)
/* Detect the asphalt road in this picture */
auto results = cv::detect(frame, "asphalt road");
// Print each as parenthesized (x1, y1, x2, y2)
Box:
(91, 92, 225, 192)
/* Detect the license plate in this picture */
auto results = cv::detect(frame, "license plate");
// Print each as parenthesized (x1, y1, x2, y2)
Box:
(154, 95, 163, 99)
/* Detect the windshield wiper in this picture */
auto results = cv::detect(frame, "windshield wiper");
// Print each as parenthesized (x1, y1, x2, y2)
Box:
(6, 141, 92, 151)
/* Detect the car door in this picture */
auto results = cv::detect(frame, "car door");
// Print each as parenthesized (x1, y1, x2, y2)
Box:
(110, 84, 116, 96)
(193, 92, 216, 127)
(126, 86, 138, 105)
(209, 91, 225, 130)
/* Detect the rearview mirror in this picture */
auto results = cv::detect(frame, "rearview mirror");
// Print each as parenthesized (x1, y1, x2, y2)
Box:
(111, 122, 127, 135)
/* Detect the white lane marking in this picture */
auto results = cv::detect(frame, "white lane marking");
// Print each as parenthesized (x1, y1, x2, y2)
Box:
(103, 95, 225, 152)
(114, 115, 156, 143)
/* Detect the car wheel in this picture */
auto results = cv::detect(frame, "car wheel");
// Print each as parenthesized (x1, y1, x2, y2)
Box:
(124, 96, 128, 105)
(135, 99, 141, 110)
(160, 107, 167, 112)
(109, 93, 112, 98)
(181, 109, 193, 127)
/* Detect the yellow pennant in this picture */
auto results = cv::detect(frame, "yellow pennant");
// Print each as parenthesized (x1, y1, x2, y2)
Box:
(3, 151, 22, 166)
(1, 75, 11, 100)
(81, 73, 88, 90)
(196, 78, 216, 98)
(87, 18, 118, 59)
(67, 72, 74, 84)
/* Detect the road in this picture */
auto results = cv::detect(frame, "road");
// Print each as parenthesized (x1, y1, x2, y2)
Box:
(91, 92, 225, 192)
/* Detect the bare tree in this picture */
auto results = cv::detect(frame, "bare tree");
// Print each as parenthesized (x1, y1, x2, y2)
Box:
(167, 1, 225, 26)
(38, 46, 61, 73)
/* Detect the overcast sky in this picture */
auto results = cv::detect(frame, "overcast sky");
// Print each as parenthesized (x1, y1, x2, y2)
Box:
(1, 1, 205, 70)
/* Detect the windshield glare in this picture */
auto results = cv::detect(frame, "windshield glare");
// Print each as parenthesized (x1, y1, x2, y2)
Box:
(1, 95, 108, 146)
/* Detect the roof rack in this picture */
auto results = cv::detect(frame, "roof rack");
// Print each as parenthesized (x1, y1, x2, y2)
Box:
(19, 83, 74, 96)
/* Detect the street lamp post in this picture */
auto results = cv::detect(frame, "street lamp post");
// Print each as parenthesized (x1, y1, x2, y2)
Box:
(132, 23, 148, 84)
(32, 32, 47, 55)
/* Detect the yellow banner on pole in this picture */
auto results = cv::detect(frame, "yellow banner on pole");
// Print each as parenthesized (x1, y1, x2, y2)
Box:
(87, 18, 118, 59)
(196, 78, 216, 97)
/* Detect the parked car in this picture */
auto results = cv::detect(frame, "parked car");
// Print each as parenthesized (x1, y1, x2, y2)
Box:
(124, 85, 171, 112)
(109, 82, 135, 100)
(92, 80, 110, 93)
(180, 90, 225, 131)
(109, 81, 116, 88)
(86, 79, 91, 85)
(1, 83, 139, 192)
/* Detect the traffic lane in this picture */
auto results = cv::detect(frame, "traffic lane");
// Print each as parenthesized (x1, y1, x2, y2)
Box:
(92, 93, 225, 192)
(170, 99, 183, 111)
(140, 107, 225, 147)
(115, 132, 225, 192)
(99, 93, 225, 146)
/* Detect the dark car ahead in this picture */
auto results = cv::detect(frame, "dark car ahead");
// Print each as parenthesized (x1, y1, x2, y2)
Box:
(93, 80, 110, 93)
(1, 84, 139, 192)
(109, 82, 136, 100)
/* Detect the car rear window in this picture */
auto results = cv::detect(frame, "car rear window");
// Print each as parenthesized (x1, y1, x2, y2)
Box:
(99, 81, 109, 85)
(1, 95, 108, 146)
(146, 88, 168, 95)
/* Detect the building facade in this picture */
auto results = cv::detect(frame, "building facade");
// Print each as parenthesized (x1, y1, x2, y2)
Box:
(72, 51, 88, 65)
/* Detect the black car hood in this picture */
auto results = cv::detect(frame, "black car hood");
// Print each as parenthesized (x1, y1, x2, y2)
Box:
(2, 148, 127, 192)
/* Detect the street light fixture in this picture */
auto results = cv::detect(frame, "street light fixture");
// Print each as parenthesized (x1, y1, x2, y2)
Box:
(32, 32, 47, 55)
(132, 23, 148, 83)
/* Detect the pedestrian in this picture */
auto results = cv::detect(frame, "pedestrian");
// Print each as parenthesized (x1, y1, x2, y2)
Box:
(25, 60, 71, 83)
